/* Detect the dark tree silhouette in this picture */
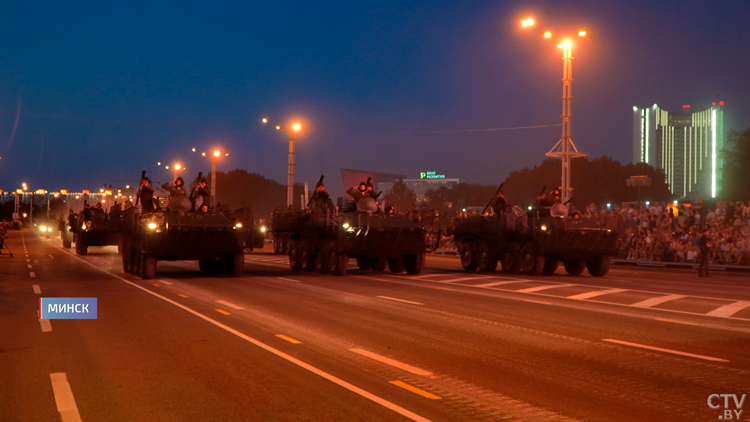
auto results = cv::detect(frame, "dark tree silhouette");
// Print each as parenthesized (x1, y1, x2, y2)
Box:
(383, 178, 417, 212)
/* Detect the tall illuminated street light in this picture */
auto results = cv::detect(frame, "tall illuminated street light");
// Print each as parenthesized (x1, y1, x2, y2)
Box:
(522, 18, 589, 205)
(194, 149, 229, 209)
(262, 118, 302, 208)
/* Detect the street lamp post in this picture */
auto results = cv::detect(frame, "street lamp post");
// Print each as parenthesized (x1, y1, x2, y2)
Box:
(263, 118, 302, 209)
(195, 149, 229, 209)
(522, 19, 589, 205)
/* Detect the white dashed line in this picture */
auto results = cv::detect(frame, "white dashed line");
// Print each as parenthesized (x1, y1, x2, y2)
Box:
(50, 373, 82, 422)
(29, 272, 36, 278)
(39, 318, 52, 332)
(517, 284, 574, 293)
(33, 285, 41, 294)
(474, 280, 525, 288)
(603, 339, 729, 362)
(277, 277, 302, 283)
(158, 279, 174, 285)
(351, 348, 433, 376)
(631, 294, 686, 308)
(568, 289, 626, 300)
(706, 301, 750, 318)
(376, 296, 424, 305)
(215, 300, 244, 310)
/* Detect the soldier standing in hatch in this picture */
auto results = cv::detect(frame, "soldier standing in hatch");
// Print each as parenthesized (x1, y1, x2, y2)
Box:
(491, 190, 507, 216)
(138, 177, 156, 213)
(162, 177, 192, 211)
(308, 177, 334, 211)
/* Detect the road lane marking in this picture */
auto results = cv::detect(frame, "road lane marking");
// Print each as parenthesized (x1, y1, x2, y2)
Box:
(215, 309, 231, 315)
(276, 334, 301, 344)
(377, 296, 424, 305)
(437, 276, 492, 284)
(152, 283, 161, 287)
(631, 294, 686, 308)
(524, 299, 551, 305)
(39, 318, 52, 332)
(55, 250, 439, 422)
(475, 280, 525, 288)
(351, 348, 432, 376)
(28, 264, 33, 269)
(602, 339, 729, 362)
(50, 373, 82, 422)
(654, 318, 698, 326)
(706, 301, 750, 318)
(29, 272, 36, 278)
(33, 285, 42, 294)
(158, 279, 174, 285)
(177, 294, 189, 298)
(411, 274, 440, 280)
(26, 259, 30, 262)
(389, 381, 441, 400)
(434, 287, 457, 292)
(568, 289, 626, 300)
(517, 284, 574, 293)
(216, 300, 244, 310)
(276, 277, 302, 283)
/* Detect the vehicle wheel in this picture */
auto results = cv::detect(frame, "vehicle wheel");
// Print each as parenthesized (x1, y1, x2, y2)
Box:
(388, 257, 405, 273)
(520, 243, 544, 276)
(62, 234, 72, 249)
(301, 242, 316, 272)
(142, 256, 157, 280)
(477, 243, 498, 272)
(230, 254, 244, 277)
(563, 259, 586, 276)
(330, 248, 348, 276)
(288, 241, 303, 271)
(199, 259, 215, 273)
(403, 253, 425, 275)
(542, 257, 559, 275)
(134, 252, 143, 277)
(357, 256, 371, 270)
(75, 237, 88, 255)
(459, 242, 478, 271)
(586, 256, 611, 277)
(370, 257, 387, 272)
(315, 242, 331, 274)
(501, 243, 521, 274)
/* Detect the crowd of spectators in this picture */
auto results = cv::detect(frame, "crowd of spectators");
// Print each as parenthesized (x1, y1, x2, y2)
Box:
(584, 199, 750, 266)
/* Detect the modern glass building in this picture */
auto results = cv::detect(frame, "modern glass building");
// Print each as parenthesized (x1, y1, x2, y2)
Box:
(633, 102, 724, 199)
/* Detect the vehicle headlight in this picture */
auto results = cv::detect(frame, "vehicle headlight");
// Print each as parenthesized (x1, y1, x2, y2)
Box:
(147, 222, 158, 230)
(48, 227, 53, 232)
(40, 225, 47, 232)
(82, 224, 87, 230)
(342, 223, 350, 229)
(260, 226, 266, 232)
(235, 223, 243, 229)
(541, 225, 547, 231)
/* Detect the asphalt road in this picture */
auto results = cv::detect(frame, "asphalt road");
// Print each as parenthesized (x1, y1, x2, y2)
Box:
(2, 229, 750, 422)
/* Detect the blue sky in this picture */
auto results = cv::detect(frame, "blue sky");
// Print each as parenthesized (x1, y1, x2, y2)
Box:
(1, 0, 748, 196)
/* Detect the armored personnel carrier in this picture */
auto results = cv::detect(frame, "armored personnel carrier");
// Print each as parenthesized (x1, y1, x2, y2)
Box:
(119, 208, 244, 280)
(270, 207, 426, 276)
(72, 210, 123, 255)
(452, 205, 628, 277)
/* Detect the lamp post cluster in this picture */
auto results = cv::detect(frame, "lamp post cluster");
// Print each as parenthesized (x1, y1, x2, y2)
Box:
(521, 17, 590, 206)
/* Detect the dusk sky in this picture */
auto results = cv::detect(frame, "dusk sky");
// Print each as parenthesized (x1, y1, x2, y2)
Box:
(1, 0, 748, 197)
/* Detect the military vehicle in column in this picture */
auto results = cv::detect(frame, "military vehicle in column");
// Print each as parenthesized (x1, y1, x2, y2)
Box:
(229, 206, 267, 251)
(452, 186, 627, 277)
(120, 207, 244, 280)
(270, 176, 426, 276)
(72, 205, 124, 255)
(119, 172, 244, 280)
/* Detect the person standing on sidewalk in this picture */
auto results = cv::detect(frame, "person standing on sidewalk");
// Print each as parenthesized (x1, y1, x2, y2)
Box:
(698, 228, 714, 277)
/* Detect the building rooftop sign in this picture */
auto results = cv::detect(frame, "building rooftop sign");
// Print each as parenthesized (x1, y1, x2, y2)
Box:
(420, 171, 445, 179)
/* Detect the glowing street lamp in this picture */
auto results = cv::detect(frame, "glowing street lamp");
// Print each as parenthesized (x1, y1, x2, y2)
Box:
(263, 118, 302, 208)
(194, 148, 229, 208)
(521, 18, 590, 205)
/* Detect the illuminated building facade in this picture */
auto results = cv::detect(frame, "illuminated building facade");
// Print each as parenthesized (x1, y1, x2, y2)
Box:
(633, 102, 724, 199)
